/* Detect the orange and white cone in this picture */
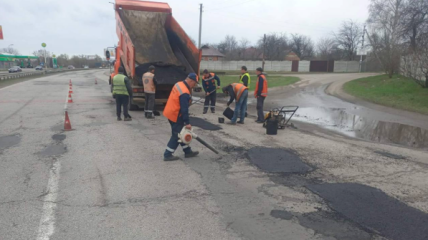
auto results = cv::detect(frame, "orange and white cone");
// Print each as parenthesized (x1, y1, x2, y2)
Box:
(69, 85, 73, 94)
(67, 92, 73, 103)
(64, 110, 72, 131)
(69, 79, 72, 86)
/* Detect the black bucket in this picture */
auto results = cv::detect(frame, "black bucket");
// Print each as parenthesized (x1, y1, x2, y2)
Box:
(223, 107, 234, 120)
(266, 119, 278, 135)
(218, 117, 225, 123)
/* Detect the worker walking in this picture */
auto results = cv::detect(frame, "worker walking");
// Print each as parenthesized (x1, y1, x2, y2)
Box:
(112, 66, 132, 121)
(223, 83, 249, 124)
(142, 65, 157, 119)
(202, 69, 221, 114)
(239, 66, 251, 88)
(255, 67, 268, 123)
(163, 73, 200, 161)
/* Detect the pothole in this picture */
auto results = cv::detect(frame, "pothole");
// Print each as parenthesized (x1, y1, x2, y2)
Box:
(189, 117, 222, 131)
(52, 134, 66, 141)
(247, 147, 312, 173)
(0, 134, 21, 151)
(38, 144, 67, 157)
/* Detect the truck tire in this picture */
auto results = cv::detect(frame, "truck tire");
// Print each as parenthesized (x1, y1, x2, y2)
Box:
(129, 98, 139, 111)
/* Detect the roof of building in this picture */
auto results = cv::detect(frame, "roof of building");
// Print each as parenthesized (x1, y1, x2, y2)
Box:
(201, 45, 225, 57)
(285, 51, 300, 61)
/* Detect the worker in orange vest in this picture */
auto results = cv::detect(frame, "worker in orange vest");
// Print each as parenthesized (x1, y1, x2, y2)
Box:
(202, 69, 221, 114)
(163, 73, 200, 161)
(255, 67, 268, 123)
(142, 65, 157, 119)
(222, 83, 249, 124)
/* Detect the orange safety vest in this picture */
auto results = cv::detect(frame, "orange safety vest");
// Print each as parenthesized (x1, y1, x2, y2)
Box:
(254, 74, 268, 97)
(142, 72, 155, 93)
(163, 81, 191, 123)
(231, 83, 248, 101)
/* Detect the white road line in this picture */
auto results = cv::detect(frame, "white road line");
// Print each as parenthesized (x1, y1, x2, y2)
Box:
(36, 160, 61, 240)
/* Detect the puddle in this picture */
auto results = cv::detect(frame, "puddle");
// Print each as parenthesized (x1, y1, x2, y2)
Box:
(38, 144, 67, 157)
(294, 107, 428, 148)
(0, 134, 21, 151)
(307, 183, 428, 240)
(374, 151, 406, 160)
(52, 134, 66, 142)
(247, 147, 312, 173)
(189, 117, 222, 131)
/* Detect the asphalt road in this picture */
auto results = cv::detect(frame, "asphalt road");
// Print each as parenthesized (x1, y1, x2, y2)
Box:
(0, 68, 43, 76)
(1, 70, 428, 240)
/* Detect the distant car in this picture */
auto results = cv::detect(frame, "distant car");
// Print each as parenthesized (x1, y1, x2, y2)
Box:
(27, 65, 33, 68)
(84, 66, 89, 69)
(35, 66, 43, 70)
(68, 65, 75, 69)
(8, 66, 22, 73)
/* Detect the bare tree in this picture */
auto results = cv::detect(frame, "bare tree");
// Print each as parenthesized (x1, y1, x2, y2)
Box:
(334, 20, 363, 60)
(367, 0, 407, 78)
(402, 0, 428, 51)
(401, 36, 428, 87)
(1, 47, 20, 55)
(290, 34, 315, 60)
(317, 37, 337, 59)
(256, 33, 289, 61)
(238, 38, 251, 60)
(217, 35, 239, 60)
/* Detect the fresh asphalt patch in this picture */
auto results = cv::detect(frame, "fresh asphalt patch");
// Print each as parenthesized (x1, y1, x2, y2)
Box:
(189, 117, 222, 131)
(374, 150, 406, 160)
(307, 183, 428, 240)
(270, 210, 293, 220)
(38, 144, 67, 157)
(247, 147, 312, 173)
(0, 134, 21, 151)
(52, 134, 66, 142)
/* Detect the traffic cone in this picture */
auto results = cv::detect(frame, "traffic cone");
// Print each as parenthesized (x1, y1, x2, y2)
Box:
(95, 78, 97, 84)
(67, 92, 73, 103)
(69, 85, 73, 94)
(69, 79, 72, 86)
(64, 111, 72, 131)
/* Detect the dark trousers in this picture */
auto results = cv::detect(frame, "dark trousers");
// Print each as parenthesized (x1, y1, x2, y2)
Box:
(144, 93, 155, 113)
(256, 96, 265, 121)
(116, 94, 130, 118)
(164, 120, 192, 157)
(204, 91, 217, 112)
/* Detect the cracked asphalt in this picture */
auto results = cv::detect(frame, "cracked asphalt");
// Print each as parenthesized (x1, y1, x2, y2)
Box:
(1, 70, 428, 240)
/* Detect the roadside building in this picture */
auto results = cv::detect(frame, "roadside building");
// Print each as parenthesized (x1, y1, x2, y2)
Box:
(0, 53, 39, 69)
(285, 51, 300, 61)
(201, 45, 225, 61)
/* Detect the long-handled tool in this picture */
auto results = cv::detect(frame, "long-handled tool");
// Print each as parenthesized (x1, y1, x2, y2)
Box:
(178, 127, 219, 154)
(191, 89, 217, 105)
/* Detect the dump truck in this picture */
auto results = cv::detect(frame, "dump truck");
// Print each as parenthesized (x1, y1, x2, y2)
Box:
(109, 0, 201, 110)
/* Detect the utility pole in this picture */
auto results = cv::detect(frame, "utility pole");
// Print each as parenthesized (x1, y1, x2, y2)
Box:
(359, 24, 366, 73)
(262, 34, 266, 70)
(198, 4, 203, 49)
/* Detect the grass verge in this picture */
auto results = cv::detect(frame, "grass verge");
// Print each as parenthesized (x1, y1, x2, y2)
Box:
(219, 75, 300, 90)
(343, 74, 428, 115)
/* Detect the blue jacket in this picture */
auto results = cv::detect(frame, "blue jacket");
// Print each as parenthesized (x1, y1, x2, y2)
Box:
(202, 73, 220, 93)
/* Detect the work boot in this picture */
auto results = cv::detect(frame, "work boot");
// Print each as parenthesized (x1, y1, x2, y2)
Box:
(185, 151, 199, 158)
(211, 109, 215, 113)
(117, 117, 122, 121)
(203, 109, 208, 114)
(164, 155, 180, 161)
(124, 117, 132, 121)
(144, 112, 148, 118)
(237, 121, 244, 124)
(146, 113, 155, 119)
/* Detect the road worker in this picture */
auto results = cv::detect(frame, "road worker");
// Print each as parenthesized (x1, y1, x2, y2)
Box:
(112, 66, 132, 121)
(142, 65, 157, 119)
(255, 67, 268, 123)
(239, 66, 251, 88)
(222, 82, 249, 125)
(202, 69, 221, 114)
(163, 73, 200, 161)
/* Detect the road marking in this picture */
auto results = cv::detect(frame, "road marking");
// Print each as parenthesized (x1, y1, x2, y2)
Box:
(36, 160, 61, 240)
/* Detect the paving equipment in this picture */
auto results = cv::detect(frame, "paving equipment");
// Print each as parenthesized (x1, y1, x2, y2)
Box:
(264, 106, 299, 129)
(178, 127, 219, 154)
(110, 0, 201, 110)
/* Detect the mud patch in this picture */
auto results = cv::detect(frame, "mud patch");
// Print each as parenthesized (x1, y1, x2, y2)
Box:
(270, 210, 293, 220)
(374, 151, 406, 160)
(307, 183, 428, 240)
(189, 117, 222, 131)
(247, 147, 312, 173)
(0, 134, 21, 151)
(38, 144, 67, 157)
(52, 134, 66, 142)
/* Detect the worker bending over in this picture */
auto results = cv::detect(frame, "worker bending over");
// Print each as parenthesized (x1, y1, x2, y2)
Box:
(255, 67, 268, 123)
(202, 69, 221, 114)
(142, 65, 157, 119)
(223, 82, 249, 125)
(239, 66, 251, 88)
(163, 73, 200, 161)
(112, 66, 132, 121)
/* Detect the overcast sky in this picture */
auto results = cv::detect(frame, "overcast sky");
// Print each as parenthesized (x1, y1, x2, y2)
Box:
(0, 0, 371, 57)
